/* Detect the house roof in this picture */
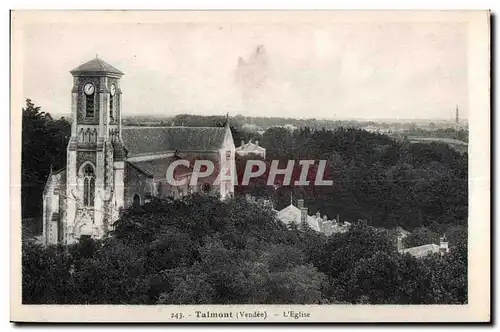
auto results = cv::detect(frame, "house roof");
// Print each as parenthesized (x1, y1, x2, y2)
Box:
(401, 244, 440, 259)
(319, 220, 349, 235)
(70, 57, 124, 76)
(276, 204, 301, 223)
(306, 215, 321, 232)
(276, 204, 321, 232)
(236, 141, 266, 152)
(395, 226, 411, 237)
(122, 126, 227, 158)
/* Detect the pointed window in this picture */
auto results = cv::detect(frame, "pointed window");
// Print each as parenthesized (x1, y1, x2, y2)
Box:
(109, 95, 114, 121)
(133, 194, 141, 208)
(83, 164, 95, 207)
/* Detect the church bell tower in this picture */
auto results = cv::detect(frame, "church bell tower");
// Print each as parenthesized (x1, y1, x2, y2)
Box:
(65, 56, 125, 244)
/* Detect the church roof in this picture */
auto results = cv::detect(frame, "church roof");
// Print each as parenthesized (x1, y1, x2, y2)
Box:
(122, 126, 227, 158)
(70, 57, 124, 76)
(128, 154, 222, 184)
(128, 157, 194, 179)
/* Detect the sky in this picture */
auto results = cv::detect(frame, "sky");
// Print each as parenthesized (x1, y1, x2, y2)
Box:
(22, 20, 468, 120)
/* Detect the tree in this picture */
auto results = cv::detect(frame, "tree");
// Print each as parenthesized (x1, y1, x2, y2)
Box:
(22, 99, 70, 219)
(347, 251, 408, 304)
(22, 242, 73, 304)
(23, 195, 326, 304)
(315, 222, 396, 302)
(158, 239, 326, 304)
(445, 225, 468, 248)
(403, 227, 441, 248)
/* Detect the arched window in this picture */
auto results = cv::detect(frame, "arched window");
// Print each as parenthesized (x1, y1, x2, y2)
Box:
(85, 129, 91, 143)
(133, 194, 141, 208)
(86, 92, 95, 118)
(83, 164, 95, 207)
(109, 95, 114, 121)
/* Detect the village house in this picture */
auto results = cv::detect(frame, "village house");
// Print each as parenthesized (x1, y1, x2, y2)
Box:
(235, 139, 266, 159)
(397, 233, 450, 258)
(275, 198, 350, 235)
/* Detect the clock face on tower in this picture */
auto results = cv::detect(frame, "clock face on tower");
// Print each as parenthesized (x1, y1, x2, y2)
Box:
(110, 84, 116, 96)
(84, 83, 95, 95)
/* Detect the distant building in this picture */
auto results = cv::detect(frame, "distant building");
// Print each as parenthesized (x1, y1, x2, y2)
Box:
(397, 234, 449, 258)
(283, 124, 298, 132)
(244, 194, 274, 209)
(241, 123, 262, 132)
(235, 139, 266, 159)
(361, 125, 393, 134)
(275, 198, 350, 235)
(395, 226, 411, 239)
(276, 199, 321, 232)
(361, 125, 381, 133)
(269, 124, 298, 132)
(316, 212, 350, 235)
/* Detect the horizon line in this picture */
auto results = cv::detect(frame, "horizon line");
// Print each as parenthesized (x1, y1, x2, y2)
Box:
(48, 112, 468, 122)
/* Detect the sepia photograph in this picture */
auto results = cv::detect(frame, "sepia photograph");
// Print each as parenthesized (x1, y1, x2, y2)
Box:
(10, 10, 490, 322)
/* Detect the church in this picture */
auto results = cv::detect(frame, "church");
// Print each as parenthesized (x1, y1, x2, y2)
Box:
(42, 57, 236, 245)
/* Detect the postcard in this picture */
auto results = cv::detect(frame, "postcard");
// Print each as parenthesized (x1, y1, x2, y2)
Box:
(10, 10, 490, 322)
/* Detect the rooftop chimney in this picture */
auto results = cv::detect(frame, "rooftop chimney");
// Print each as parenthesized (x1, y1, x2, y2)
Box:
(440, 235, 449, 254)
(295, 199, 308, 228)
(397, 236, 403, 252)
(241, 140, 245, 147)
(297, 199, 304, 209)
(255, 140, 259, 146)
(300, 206, 308, 226)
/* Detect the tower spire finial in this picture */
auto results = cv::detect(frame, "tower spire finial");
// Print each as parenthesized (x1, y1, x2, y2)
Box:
(225, 112, 230, 128)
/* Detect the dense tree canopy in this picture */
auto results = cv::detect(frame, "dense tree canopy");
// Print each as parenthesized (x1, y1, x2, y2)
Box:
(237, 126, 467, 232)
(21, 105, 467, 305)
(22, 99, 70, 220)
(21, 103, 467, 235)
(23, 195, 467, 304)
